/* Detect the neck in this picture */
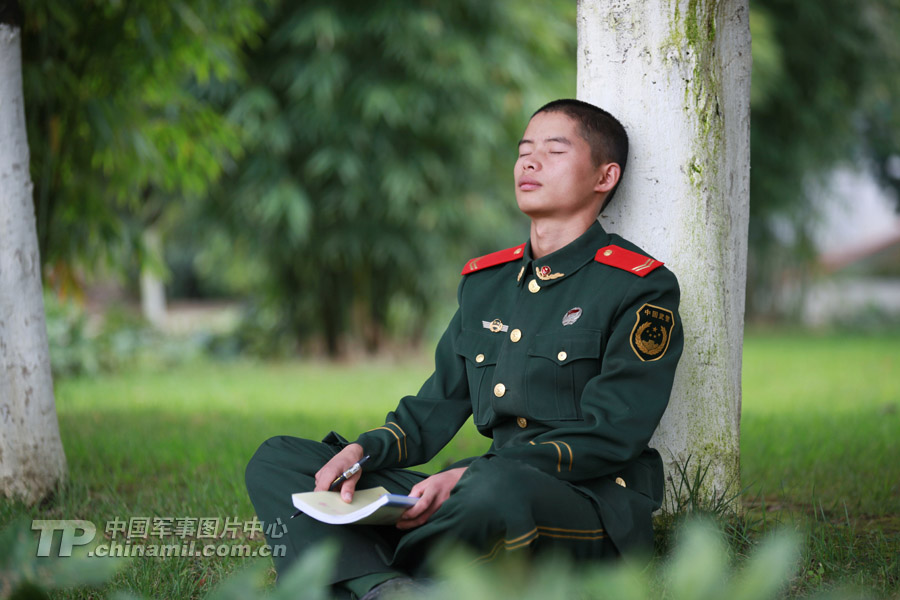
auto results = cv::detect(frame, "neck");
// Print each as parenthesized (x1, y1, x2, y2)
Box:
(529, 214, 596, 259)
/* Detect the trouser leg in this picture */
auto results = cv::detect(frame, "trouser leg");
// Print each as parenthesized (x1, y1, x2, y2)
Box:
(393, 455, 618, 574)
(244, 435, 426, 583)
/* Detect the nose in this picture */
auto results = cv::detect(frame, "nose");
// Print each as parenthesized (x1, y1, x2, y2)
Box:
(521, 155, 539, 171)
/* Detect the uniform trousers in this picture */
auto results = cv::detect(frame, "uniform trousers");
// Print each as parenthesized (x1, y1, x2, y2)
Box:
(245, 435, 617, 588)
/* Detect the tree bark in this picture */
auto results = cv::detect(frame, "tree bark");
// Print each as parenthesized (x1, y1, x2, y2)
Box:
(140, 227, 168, 329)
(0, 20, 68, 504)
(577, 0, 751, 504)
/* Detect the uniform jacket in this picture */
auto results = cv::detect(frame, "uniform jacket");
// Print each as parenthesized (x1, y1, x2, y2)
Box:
(355, 220, 683, 553)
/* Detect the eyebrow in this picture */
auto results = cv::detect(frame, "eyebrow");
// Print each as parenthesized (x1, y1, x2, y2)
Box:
(517, 136, 574, 148)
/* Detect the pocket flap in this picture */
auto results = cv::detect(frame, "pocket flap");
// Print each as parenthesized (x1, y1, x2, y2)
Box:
(527, 330, 602, 365)
(456, 328, 503, 366)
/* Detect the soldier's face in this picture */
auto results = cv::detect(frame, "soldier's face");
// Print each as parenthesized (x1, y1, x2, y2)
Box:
(514, 111, 611, 220)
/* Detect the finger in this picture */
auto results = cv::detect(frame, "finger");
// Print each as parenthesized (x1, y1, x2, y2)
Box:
(407, 481, 427, 499)
(314, 465, 340, 492)
(400, 487, 434, 521)
(340, 472, 360, 503)
(313, 470, 330, 492)
(397, 503, 438, 530)
(314, 446, 361, 492)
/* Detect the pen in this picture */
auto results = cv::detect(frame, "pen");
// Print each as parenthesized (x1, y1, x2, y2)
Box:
(329, 455, 370, 490)
(291, 455, 371, 518)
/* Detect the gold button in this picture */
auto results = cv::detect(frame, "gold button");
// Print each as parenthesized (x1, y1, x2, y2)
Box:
(516, 417, 528, 428)
(528, 279, 540, 293)
(557, 351, 567, 361)
(475, 353, 485, 363)
(615, 477, 626, 488)
(510, 329, 522, 343)
(494, 383, 506, 397)
(603, 249, 613, 257)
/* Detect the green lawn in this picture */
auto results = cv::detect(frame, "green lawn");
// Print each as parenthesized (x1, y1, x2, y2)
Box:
(742, 332, 900, 519)
(1, 331, 898, 598)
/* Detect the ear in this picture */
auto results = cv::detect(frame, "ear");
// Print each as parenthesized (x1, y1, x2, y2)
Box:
(593, 163, 621, 194)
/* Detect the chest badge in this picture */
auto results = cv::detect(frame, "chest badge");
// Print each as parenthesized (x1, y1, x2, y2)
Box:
(482, 319, 509, 333)
(536, 266, 564, 281)
(630, 303, 675, 361)
(562, 307, 582, 326)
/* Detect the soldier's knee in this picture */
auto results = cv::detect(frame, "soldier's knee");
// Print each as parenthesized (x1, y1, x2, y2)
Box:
(245, 437, 273, 494)
(448, 457, 534, 516)
(245, 435, 332, 495)
(245, 436, 294, 492)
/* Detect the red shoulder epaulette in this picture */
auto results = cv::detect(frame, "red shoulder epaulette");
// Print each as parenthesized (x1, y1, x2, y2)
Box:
(594, 245, 664, 277)
(462, 243, 527, 275)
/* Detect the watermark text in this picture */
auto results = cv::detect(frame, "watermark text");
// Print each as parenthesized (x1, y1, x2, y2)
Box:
(31, 518, 286, 559)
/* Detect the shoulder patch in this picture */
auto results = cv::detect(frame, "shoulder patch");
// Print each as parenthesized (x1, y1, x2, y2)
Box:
(462, 243, 526, 275)
(630, 303, 675, 361)
(594, 245, 663, 277)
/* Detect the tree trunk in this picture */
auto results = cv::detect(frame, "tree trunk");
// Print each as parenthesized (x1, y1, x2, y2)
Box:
(578, 0, 751, 504)
(139, 227, 167, 329)
(0, 19, 68, 504)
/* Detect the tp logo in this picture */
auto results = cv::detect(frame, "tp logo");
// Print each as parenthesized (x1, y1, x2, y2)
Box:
(31, 520, 96, 557)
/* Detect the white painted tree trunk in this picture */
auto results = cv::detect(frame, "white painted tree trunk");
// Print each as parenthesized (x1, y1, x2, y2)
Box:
(578, 0, 751, 504)
(0, 23, 68, 503)
(140, 228, 167, 329)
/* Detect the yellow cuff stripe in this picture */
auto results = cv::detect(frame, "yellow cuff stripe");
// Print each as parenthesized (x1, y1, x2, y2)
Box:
(558, 441, 574, 471)
(385, 422, 408, 459)
(540, 441, 563, 472)
(367, 426, 403, 461)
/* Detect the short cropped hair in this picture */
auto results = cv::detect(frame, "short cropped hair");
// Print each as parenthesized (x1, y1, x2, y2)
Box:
(533, 99, 629, 210)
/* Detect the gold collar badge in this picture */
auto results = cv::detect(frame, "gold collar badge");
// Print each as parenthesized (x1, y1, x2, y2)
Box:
(536, 265, 564, 281)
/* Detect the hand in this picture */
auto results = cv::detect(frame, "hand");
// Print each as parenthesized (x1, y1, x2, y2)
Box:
(396, 468, 467, 530)
(314, 443, 365, 502)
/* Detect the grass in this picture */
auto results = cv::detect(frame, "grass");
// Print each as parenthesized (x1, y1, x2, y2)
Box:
(739, 330, 900, 597)
(1, 331, 898, 598)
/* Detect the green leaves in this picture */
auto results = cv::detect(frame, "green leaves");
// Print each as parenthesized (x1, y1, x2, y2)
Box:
(21, 0, 269, 273)
(213, 0, 574, 354)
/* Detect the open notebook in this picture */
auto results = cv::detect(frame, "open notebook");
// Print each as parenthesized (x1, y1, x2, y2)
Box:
(291, 486, 418, 525)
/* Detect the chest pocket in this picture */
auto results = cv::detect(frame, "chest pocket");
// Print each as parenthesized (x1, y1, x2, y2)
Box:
(455, 328, 502, 426)
(525, 330, 603, 421)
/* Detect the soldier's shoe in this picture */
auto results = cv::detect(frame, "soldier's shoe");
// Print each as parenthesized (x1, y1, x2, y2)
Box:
(359, 577, 431, 600)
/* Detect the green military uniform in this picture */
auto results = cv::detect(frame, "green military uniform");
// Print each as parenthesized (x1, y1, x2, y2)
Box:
(246, 220, 683, 587)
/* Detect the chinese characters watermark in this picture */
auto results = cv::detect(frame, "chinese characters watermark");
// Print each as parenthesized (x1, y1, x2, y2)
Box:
(31, 517, 286, 559)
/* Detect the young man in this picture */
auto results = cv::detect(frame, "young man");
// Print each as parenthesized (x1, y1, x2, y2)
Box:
(245, 99, 683, 598)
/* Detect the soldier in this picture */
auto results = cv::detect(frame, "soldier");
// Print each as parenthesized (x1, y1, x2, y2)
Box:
(245, 98, 683, 599)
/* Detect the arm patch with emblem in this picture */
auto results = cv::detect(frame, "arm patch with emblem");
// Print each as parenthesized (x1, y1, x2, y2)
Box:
(630, 303, 675, 361)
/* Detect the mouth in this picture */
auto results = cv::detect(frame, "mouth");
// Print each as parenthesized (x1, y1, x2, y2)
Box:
(518, 177, 541, 191)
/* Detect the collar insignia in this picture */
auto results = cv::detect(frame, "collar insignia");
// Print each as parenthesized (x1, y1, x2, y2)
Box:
(535, 266, 564, 281)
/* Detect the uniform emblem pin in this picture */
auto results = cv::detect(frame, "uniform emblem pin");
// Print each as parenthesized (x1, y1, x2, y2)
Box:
(562, 307, 582, 326)
(536, 266, 564, 281)
(482, 319, 509, 333)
